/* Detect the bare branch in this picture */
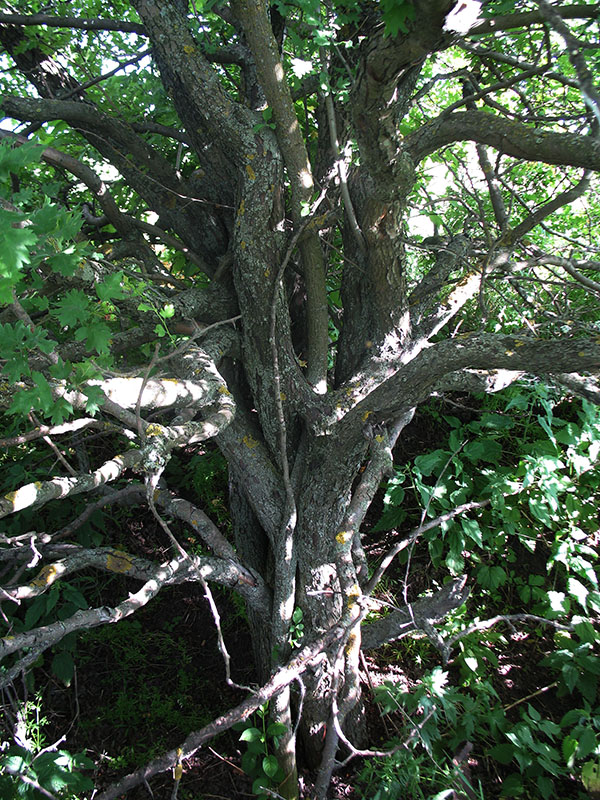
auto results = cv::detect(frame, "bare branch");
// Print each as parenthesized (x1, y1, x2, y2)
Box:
(361, 576, 471, 650)
(0, 556, 186, 688)
(0, 12, 146, 35)
(0, 449, 143, 520)
(405, 110, 600, 171)
(470, 4, 600, 36)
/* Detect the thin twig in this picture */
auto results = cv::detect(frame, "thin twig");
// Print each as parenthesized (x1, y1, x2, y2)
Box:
(198, 572, 253, 692)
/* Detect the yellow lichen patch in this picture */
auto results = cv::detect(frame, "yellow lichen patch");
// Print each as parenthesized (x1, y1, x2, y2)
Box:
(344, 631, 358, 656)
(238, 198, 245, 216)
(335, 530, 352, 545)
(362, 410, 372, 421)
(348, 583, 361, 602)
(578, 351, 586, 357)
(240, 240, 246, 250)
(505, 350, 514, 356)
(246, 164, 256, 180)
(218, 385, 232, 395)
(183, 44, 195, 54)
(243, 434, 259, 449)
(106, 550, 134, 574)
(375, 434, 384, 443)
(279, 392, 286, 402)
(264, 268, 270, 277)
(31, 564, 58, 587)
(145, 423, 164, 437)
(515, 340, 526, 347)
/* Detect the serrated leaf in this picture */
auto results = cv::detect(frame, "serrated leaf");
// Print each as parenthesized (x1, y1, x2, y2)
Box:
(562, 663, 579, 693)
(0, 222, 36, 279)
(582, 761, 600, 791)
(578, 727, 597, 759)
(96, 271, 125, 302)
(54, 289, 91, 327)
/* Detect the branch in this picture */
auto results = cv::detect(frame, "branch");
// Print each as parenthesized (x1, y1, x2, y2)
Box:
(534, 0, 600, 125)
(501, 171, 592, 246)
(0, 13, 146, 34)
(232, 0, 329, 388)
(364, 500, 490, 595)
(0, 129, 132, 235)
(348, 333, 600, 422)
(470, 3, 600, 35)
(0, 449, 143, 520)
(549, 372, 600, 404)
(0, 556, 185, 688)
(405, 110, 600, 171)
(361, 576, 470, 650)
(0, 417, 118, 447)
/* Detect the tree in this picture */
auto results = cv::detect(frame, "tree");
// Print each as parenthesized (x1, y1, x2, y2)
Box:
(0, 0, 599, 797)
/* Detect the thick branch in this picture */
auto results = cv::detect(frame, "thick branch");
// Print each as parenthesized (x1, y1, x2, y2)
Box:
(361, 576, 470, 650)
(0, 13, 146, 34)
(345, 333, 600, 423)
(471, 4, 600, 35)
(0, 449, 143, 520)
(405, 110, 600, 171)
(233, 0, 329, 388)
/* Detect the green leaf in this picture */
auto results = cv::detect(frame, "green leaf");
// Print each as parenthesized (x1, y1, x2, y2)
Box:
(241, 750, 258, 775)
(536, 775, 554, 800)
(562, 734, 578, 767)
(463, 439, 502, 464)
(262, 754, 279, 778)
(562, 663, 579, 693)
(96, 271, 125, 302)
(76, 321, 113, 354)
(54, 289, 91, 327)
(489, 742, 515, 765)
(267, 722, 287, 738)
(0, 219, 36, 282)
(1, 753, 28, 773)
(24, 596, 46, 629)
(414, 449, 449, 477)
(240, 726, 263, 743)
(499, 772, 524, 796)
(83, 384, 106, 415)
(52, 651, 74, 686)
(582, 761, 600, 792)
(461, 518, 483, 547)
(568, 577, 589, 610)
(578, 727, 597, 759)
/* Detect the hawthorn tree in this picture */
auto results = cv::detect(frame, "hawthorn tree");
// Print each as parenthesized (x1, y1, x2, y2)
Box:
(1, 0, 600, 797)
